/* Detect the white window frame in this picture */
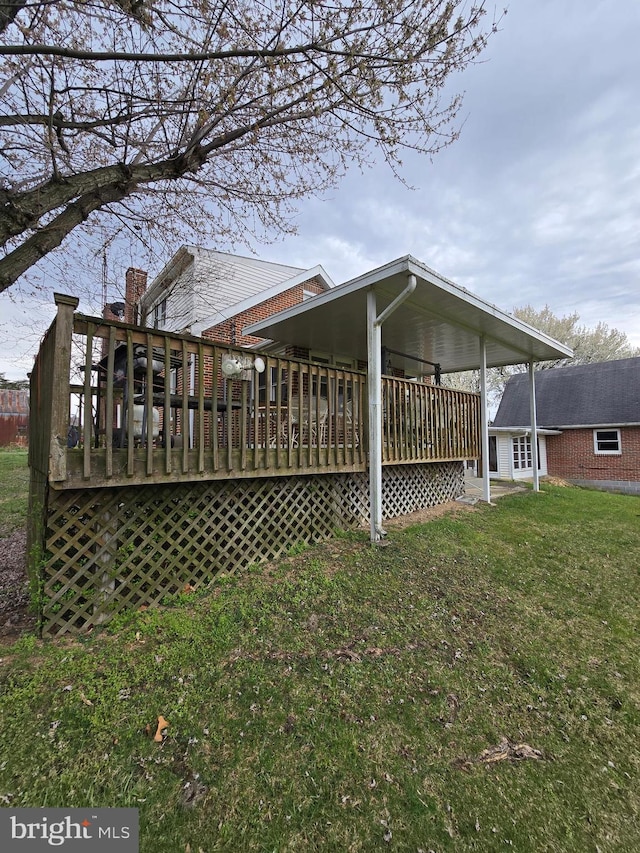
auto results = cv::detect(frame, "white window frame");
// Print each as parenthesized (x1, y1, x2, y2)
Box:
(153, 297, 167, 329)
(257, 366, 279, 403)
(593, 428, 621, 455)
(512, 435, 532, 470)
(512, 435, 541, 471)
(309, 350, 357, 370)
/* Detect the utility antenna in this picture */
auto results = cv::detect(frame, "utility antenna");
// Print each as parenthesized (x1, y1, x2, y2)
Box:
(102, 250, 108, 309)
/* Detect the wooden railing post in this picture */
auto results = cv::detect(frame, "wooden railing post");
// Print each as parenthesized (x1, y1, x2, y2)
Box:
(49, 293, 79, 483)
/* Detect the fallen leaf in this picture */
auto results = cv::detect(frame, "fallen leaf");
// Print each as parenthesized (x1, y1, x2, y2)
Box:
(154, 715, 169, 742)
(365, 647, 385, 657)
(335, 648, 361, 662)
(479, 738, 511, 763)
(511, 742, 543, 761)
(453, 737, 544, 770)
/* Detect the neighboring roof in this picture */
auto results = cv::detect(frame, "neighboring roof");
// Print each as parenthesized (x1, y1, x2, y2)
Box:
(244, 255, 573, 375)
(493, 357, 640, 428)
(141, 246, 334, 330)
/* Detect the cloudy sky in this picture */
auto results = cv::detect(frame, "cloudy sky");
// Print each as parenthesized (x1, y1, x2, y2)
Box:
(1, 0, 639, 380)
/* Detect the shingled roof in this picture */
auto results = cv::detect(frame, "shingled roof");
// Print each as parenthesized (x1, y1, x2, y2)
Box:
(493, 357, 640, 428)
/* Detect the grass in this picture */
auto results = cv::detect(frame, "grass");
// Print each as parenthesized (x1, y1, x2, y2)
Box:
(0, 447, 29, 536)
(0, 467, 639, 851)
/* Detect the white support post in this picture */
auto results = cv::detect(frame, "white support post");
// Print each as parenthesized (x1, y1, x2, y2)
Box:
(529, 360, 539, 492)
(366, 275, 417, 543)
(367, 289, 383, 542)
(479, 336, 491, 503)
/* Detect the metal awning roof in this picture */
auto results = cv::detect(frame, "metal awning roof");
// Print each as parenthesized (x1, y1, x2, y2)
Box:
(244, 256, 573, 375)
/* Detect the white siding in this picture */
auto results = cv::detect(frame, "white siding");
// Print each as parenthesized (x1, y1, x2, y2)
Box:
(162, 265, 196, 332)
(539, 436, 549, 476)
(143, 247, 306, 333)
(189, 249, 305, 327)
(496, 433, 513, 479)
(490, 432, 548, 480)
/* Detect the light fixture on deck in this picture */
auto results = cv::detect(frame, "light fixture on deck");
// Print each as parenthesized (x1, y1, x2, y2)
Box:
(221, 353, 267, 380)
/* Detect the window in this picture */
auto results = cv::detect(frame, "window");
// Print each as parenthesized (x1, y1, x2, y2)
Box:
(309, 351, 357, 370)
(488, 436, 498, 473)
(258, 366, 279, 403)
(512, 436, 532, 470)
(153, 297, 167, 329)
(512, 435, 541, 471)
(593, 429, 621, 455)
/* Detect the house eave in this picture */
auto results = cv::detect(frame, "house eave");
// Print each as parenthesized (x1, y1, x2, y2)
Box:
(489, 427, 562, 436)
(139, 246, 194, 311)
(546, 422, 640, 430)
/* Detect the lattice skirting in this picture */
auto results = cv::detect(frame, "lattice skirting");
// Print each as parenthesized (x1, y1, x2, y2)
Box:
(39, 462, 463, 636)
(343, 461, 465, 524)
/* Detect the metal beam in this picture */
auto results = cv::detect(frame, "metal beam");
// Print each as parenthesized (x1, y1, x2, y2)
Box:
(529, 361, 540, 492)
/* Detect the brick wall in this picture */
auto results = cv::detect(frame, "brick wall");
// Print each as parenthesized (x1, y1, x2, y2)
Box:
(546, 426, 640, 481)
(201, 278, 324, 349)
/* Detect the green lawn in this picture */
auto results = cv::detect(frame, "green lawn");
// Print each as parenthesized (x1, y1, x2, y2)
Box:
(0, 447, 29, 536)
(0, 476, 638, 852)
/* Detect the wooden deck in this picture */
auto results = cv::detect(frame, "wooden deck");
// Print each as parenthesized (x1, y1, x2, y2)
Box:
(28, 295, 480, 637)
(30, 295, 480, 491)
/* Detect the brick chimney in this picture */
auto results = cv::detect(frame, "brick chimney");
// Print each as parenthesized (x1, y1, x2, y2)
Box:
(124, 267, 148, 325)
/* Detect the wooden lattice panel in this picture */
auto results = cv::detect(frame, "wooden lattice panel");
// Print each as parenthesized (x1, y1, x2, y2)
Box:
(40, 462, 464, 636)
(382, 461, 464, 518)
(329, 461, 464, 525)
(41, 475, 359, 636)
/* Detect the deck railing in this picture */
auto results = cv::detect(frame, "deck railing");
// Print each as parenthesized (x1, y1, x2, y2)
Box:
(48, 303, 365, 487)
(31, 297, 480, 490)
(382, 376, 480, 463)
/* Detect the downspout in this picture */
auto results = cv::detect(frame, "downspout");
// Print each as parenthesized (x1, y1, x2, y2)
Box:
(367, 274, 417, 542)
(529, 360, 539, 492)
(479, 336, 491, 503)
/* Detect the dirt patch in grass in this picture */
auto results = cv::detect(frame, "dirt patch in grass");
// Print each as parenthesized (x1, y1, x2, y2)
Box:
(384, 499, 476, 529)
(0, 527, 37, 642)
(540, 475, 574, 487)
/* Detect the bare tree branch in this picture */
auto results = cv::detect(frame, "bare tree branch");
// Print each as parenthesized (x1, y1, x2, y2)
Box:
(0, 0, 500, 292)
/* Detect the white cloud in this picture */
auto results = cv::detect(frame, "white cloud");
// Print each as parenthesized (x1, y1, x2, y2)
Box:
(2, 0, 640, 379)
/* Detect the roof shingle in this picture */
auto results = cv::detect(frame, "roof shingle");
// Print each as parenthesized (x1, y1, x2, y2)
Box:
(493, 357, 640, 427)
